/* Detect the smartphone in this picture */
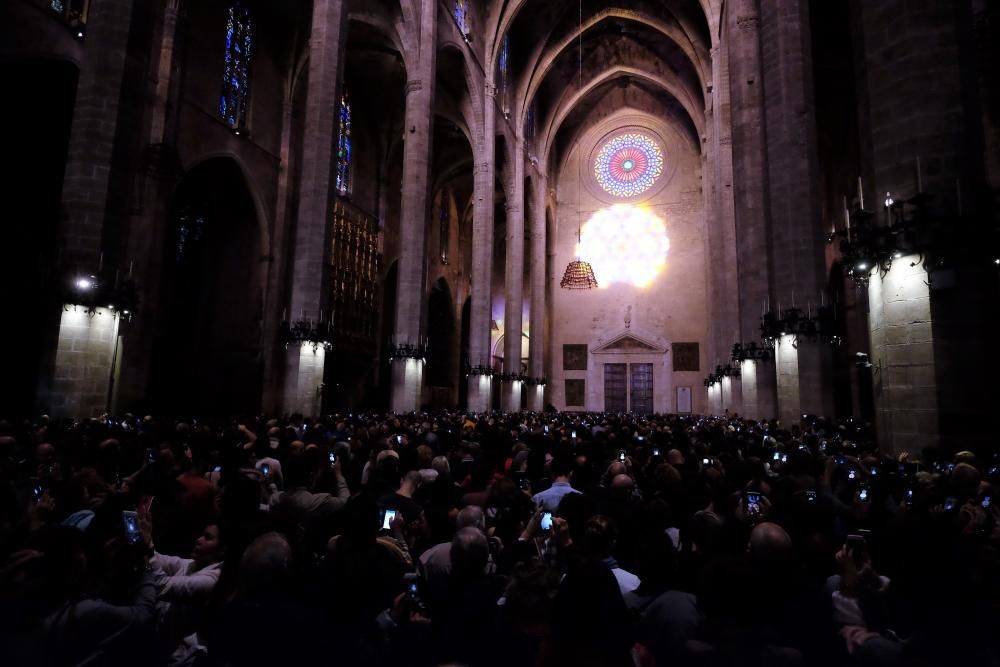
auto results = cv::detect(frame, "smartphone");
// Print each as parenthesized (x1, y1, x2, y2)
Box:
(744, 491, 761, 517)
(31, 479, 43, 502)
(847, 468, 857, 480)
(517, 477, 530, 491)
(328, 451, 337, 465)
(403, 572, 425, 612)
(905, 487, 914, 506)
(540, 511, 553, 531)
(982, 495, 992, 509)
(847, 534, 867, 566)
(772, 451, 781, 462)
(943, 496, 958, 511)
(571, 431, 577, 439)
(637, 436, 644, 441)
(870, 466, 878, 477)
(835, 455, 847, 466)
(122, 510, 142, 545)
(653, 448, 661, 457)
(395, 435, 402, 445)
(213, 465, 222, 473)
(805, 490, 817, 503)
(858, 485, 870, 502)
(145, 448, 155, 464)
(618, 450, 626, 462)
(544, 425, 549, 433)
(702, 457, 711, 466)
(781, 454, 788, 463)
(381, 508, 397, 531)
(261, 463, 270, 476)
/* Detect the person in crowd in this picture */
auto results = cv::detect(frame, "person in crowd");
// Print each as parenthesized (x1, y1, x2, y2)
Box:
(0, 410, 996, 666)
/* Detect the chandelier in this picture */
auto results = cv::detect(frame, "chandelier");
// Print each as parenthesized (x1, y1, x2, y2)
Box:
(560, 0, 597, 291)
(561, 221, 598, 289)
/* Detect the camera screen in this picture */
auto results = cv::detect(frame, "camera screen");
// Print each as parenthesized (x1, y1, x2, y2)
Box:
(122, 511, 141, 544)
(540, 512, 553, 531)
(382, 509, 397, 531)
(261, 463, 270, 476)
(746, 493, 761, 515)
(619, 451, 626, 462)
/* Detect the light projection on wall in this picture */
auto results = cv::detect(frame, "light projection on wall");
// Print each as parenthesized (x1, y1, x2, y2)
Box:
(578, 204, 670, 288)
(594, 133, 664, 198)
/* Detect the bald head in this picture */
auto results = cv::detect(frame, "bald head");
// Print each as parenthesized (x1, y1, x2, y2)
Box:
(451, 527, 489, 577)
(749, 522, 792, 564)
(456, 505, 486, 531)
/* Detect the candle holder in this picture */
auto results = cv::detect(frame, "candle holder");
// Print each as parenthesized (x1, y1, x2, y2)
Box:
(828, 190, 998, 287)
(704, 363, 740, 388)
(388, 342, 428, 361)
(730, 342, 773, 363)
(465, 364, 495, 377)
(280, 319, 335, 350)
(760, 306, 839, 347)
(63, 266, 140, 319)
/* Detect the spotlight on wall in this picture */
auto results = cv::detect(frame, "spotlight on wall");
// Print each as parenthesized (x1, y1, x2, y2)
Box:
(856, 263, 868, 272)
(893, 252, 903, 259)
(75, 277, 94, 291)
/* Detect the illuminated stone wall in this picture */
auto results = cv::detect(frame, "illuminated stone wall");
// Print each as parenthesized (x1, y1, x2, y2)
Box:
(551, 112, 708, 414)
(50, 308, 121, 418)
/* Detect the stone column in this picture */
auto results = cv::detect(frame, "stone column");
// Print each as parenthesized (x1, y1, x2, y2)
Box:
(759, 0, 833, 423)
(46, 0, 135, 417)
(853, 0, 993, 450)
(467, 83, 496, 412)
(501, 140, 525, 412)
(867, 258, 937, 455)
(727, 0, 778, 419)
(527, 173, 547, 412)
(391, 51, 438, 413)
(282, 0, 349, 416)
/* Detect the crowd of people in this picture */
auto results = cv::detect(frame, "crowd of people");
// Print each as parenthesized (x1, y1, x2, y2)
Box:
(0, 410, 997, 666)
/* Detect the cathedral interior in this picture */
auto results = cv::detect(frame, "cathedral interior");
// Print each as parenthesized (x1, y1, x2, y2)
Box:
(2, 0, 999, 454)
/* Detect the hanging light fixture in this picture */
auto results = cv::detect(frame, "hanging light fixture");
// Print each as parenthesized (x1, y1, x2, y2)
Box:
(560, 0, 598, 290)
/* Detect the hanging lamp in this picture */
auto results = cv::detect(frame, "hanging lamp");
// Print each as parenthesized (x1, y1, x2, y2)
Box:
(560, 0, 598, 290)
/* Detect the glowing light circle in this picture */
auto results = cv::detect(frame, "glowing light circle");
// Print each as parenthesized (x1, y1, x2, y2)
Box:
(594, 133, 664, 198)
(578, 204, 670, 288)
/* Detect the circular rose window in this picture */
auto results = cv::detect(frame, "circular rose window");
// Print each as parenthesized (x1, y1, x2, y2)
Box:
(593, 133, 665, 198)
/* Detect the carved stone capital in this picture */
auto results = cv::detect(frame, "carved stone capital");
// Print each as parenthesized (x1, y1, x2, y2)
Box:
(485, 83, 498, 99)
(737, 15, 760, 32)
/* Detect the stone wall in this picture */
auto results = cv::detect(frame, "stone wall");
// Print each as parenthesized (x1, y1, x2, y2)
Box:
(51, 308, 121, 418)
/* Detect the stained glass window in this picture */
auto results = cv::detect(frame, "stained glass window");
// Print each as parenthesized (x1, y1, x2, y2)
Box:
(593, 133, 665, 198)
(498, 33, 511, 118)
(219, 2, 254, 130)
(454, 0, 471, 36)
(335, 92, 352, 195)
(525, 101, 536, 144)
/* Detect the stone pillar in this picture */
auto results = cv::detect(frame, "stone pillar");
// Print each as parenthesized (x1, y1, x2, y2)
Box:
(501, 140, 525, 412)
(853, 0, 994, 448)
(759, 0, 833, 424)
(740, 360, 759, 418)
(283, 0, 349, 416)
(721, 375, 744, 416)
(390, 0, 437, 413)
(727, 0, 777, 419)
(527, 173, 547, 412)
(707, 382, 722, 416)
(467, 83, 496, 412)
(46, 0, 134, 414)
(867, 257, 938, 455)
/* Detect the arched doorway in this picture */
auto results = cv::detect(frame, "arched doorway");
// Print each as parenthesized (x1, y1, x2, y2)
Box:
(426, 277, 456, 408)
(149, 158, 263, 415)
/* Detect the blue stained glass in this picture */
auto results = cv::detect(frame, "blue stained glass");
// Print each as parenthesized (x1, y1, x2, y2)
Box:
(453, 0, 470, 35)
(335, 93, 352, 195)
(498, 34, 511, 116)
(219, 3, 253, 129)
